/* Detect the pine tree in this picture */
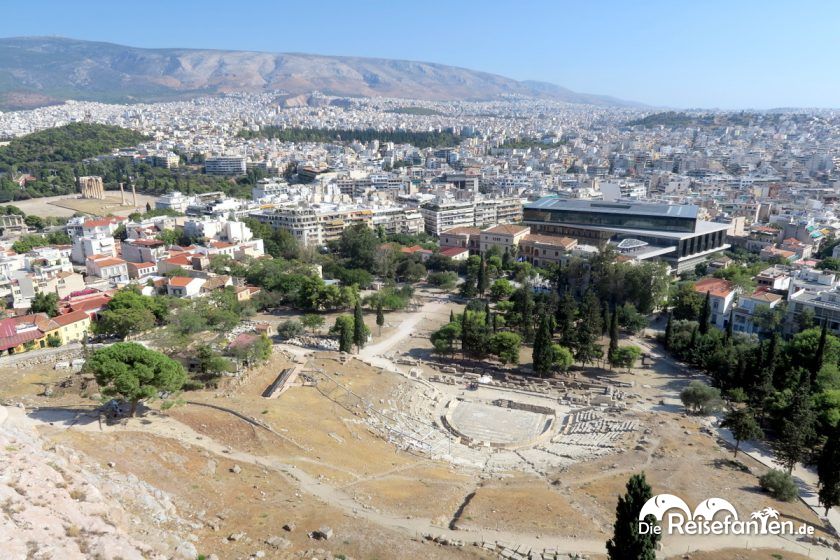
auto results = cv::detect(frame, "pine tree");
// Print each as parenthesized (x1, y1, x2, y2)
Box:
(818, 425, 840, 516)
(376, 302, 385, 336)
(533, 313, 554, 378)
(721, 407, 762, 458)
(353, 299, 366, 352)
(608, 309, 619, 366)
(606, 472, 659, 560)
(664, 312, 673, 351)
(698, 291, 711, 335)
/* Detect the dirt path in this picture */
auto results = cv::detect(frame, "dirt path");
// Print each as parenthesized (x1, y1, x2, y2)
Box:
(359, 297, 449, 371)
(12, 403, 830, 558)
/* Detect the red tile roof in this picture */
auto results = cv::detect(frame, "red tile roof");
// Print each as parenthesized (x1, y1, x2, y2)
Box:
(694, 277, 737, 298)
(522, 234, 577, 249)
(482, 224, 529, 235)
(84, 217, 124, 228)
(0, 318, 42, 351)
(440, 247, 470, 257)
(442, 227, 481, 236)
(90, 257, 126, 268)
(52, 310, 89, 327)
(168, 276, 197, 287)
(69, 295, 111, 314)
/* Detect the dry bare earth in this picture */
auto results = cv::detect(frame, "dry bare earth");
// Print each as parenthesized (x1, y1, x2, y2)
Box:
(2, 298, 839, 559)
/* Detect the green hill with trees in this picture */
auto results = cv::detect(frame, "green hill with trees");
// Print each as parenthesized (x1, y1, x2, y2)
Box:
(238, 126, 462, 148)
(0, 123, 255, 203)
(0, 123, 147, 164)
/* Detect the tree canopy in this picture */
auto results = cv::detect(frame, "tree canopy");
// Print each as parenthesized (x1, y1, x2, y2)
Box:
(86, 342, 186, 416)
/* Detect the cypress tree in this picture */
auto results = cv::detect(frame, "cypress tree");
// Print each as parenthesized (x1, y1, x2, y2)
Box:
(606, 472, 659, 560)
(485, 301, 492, 328)
(337, 318, 354, 354)
(450, 309, 455, 324)
(770, 380, 816, 474)
(461, 310, 470, 357)
(725, 308, 734, 345)
(533, 312, 554, 377)
(556, 292, 577, 349)
(608, 309, 620, 365)
(664, 312, 673, 351)
(765, 333, 781, 388)
(376, 302, 385, 336)
(477, 253, 488, 296)
(818, 425, 840, 516)
(698, 291, 711, 335)
(602, 302, 611, 336)
(813, 320, 828, 383)
(575, 290, 603, 367)
(689, 325, 699, 365)
(353, 299, 366, 351)
(502, 246, 512, 269)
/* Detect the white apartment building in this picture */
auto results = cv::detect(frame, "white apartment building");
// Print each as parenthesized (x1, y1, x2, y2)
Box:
(86, 256, 129, 285)
(72, 236, 116, 265)
(421, 196, 523, 236)
(183, 218, 254, 243)
(370, 206, 424, 236)
(249, 204, 373, 247)
(121, 239, 168, 263)
(68, 217, 123, 264)
(420, 199, 476, 236)
(600, 180, 648, 201)
(252, 178, 290, 200)
(156, 191, 194, 213)
(205, 156, 247, 176)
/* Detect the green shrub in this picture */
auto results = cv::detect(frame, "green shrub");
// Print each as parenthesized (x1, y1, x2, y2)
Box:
(758, 469, 798, 502)
(276, 319, 305, 340)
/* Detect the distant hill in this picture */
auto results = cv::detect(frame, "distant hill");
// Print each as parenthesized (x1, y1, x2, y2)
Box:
(626, 111, 796, 129)
(0, 37, 644, 110)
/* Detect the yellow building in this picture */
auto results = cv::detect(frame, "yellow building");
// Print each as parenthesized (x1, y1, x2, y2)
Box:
(51, 310, 91, 345)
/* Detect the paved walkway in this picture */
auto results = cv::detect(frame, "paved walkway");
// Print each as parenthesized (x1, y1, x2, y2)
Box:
(719, 428, 840, 536)
(634, 332, 840, 538)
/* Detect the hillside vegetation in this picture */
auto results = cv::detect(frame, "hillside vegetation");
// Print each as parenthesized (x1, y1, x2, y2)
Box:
(0, 123, 249, 203)
(0, 123, 147, 164)
(238, 126, 462, 148)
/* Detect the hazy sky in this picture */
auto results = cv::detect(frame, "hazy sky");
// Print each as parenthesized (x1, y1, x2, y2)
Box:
(2, 0, 838, 109)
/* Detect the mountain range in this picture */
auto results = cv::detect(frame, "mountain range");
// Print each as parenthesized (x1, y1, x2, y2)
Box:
(0, 37, 642, 110)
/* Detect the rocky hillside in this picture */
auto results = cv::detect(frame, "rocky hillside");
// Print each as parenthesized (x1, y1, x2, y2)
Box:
(0, 36, 641, 109)
(0, 404, 195, 559)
